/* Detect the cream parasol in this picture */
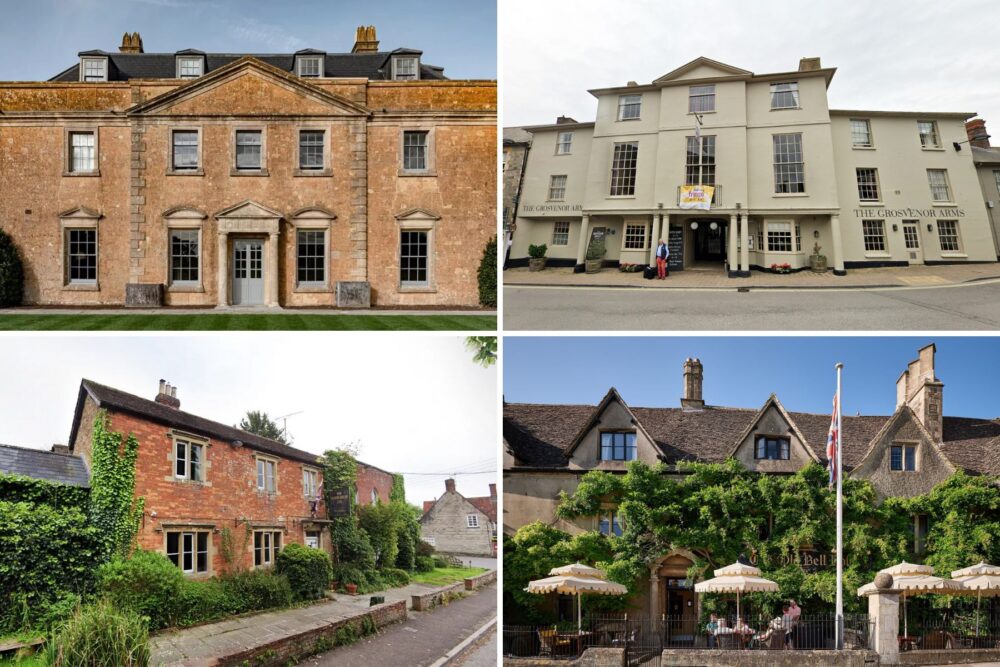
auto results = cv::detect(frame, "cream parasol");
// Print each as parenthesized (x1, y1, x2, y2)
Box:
(526, 563, 628, 633)
(858, 561, 965, 637)
(694, 561, 779, 623)
(951, 562, 1000, 637)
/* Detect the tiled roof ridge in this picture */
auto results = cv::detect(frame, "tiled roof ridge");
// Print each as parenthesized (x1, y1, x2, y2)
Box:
(0, 442, 76, 457)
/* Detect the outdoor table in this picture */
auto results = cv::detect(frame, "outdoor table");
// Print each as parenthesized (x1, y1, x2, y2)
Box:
(558, 631, 594, 655)
(898, 635, 919, 652)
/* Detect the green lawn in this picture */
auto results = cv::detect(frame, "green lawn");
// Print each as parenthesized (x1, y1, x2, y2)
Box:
(409, 566, 488, 587)
(0, 313, 496, 331)
(0, 655, 46, 667)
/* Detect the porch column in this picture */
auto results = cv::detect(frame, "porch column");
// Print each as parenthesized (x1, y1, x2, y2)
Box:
(216, 231, 229, 308)
(648, 214, 663, 266)
(574, 214, 591, 273)
(728, 214, 738, 277)
(831, 214, 846, 275)
(739, 214, 750, 275)
(266, 231, 280, 307)
(649, 568, 661, 620)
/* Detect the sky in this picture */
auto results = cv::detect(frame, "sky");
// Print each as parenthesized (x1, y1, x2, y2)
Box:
(504, 337, 1000, 419)
(502, 0, 1000, 130)
(0, 0, 495, 81)
(0, 334, 497, 506)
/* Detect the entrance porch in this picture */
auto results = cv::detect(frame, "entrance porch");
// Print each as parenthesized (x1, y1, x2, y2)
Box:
(214, 200, 282, 308)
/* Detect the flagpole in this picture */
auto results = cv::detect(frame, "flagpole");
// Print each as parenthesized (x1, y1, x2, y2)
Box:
(835, 362, 844, 650)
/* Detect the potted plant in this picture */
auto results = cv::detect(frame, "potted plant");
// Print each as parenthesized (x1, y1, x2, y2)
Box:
(809, 242, 828, 272)
(345, 582, 358, 595)
(528, 244, 547, 272)
(770, 263, 793, 275)
(584, 238, 605, 274)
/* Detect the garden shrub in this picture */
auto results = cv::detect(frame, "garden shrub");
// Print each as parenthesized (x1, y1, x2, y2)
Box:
(416, 540, 436, 557)
(0, 229, 24, 308)
(96, 550, 182, 631)
(219, 569, 293, 613)
(175, 579, 233, 627)
(415, 555, 435, 573)
(0, 473, 90, 509)
(276, 543, 333, 601)
(395, 529, 416, 571)
(89, 412, 144, 563)
(358, 503, 402, 569)
(432, 555, 450, 569)
(331, 563, 368, 588)
(477, 236, 497, 307)
(380, 567, 410, 588)
(50, 599, 150, 667)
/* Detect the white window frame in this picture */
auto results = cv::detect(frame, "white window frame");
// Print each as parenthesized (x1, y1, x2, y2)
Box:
(166, 530, 210, 575)
(305, 531, 321, 549)
(927, 169, 952, 202)
(173, 436, 206, 482)
(766, 221, 793, 252)
(937, 220, 963, 253)
(598, 510, 623, 537)
(769, 82, 799, 110)
(850, 119, 873, 148)
(617, 94, 642, 121)
(609, 142, 639, 196)
(552, 221, 570, 246)
(400, 129, 435, 175)
(862, 219, 888, 254)
(773, 133, 805, 194)
(169, 128, 202, 174)
(466, 514, 480, 528)
(66, 129, 98, 175)
(856, 167, 881, 202)
(232, 127, 267, 174)
(548, 174, 567, 201)
(176, 56, 204, 79)
(622, 221, 649, 251)
(688, 84, 715, 113)
(918, 120, 941, 149)
(392, 56, 419, 80)
(556, 131, 573, 155)
(296, 128, 328, 174)
(65, 227, 98, 286)
(253, 530, 282, 568)
(302, 467, 320, 498)
(296, 56, 323, 78)
(396, 209, 439, 292)
(295, 228, 327, 288)
(80, 57, 107, 82)
(256, 456, 278, 494)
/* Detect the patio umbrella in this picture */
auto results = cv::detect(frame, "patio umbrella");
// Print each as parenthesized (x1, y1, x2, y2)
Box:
(526, 563, 628, 633)
(857, 561, 965, 637)
(951, 562, 1000, 637)
(694, 561, 779, 623)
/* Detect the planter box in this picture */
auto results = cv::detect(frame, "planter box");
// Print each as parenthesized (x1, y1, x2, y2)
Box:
(584, 259, 603, 274)
(528, 258, 547, 272)
(810, 255, 828, 272)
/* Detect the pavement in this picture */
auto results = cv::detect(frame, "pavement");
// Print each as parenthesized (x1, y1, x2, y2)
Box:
(0, 307, 495, 316)
(504, 279, 1000, 331)
(453, 556, 497, 570)
(448, 624, 497, 667)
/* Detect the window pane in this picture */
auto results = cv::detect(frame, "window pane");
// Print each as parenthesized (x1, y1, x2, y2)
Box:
(189, 444, 202, 481)
(172, 131, 199, 169)
(625, 433, 636, 461)
(403, 131, 428, 170)
(257, 459, 265, 488)
(196, 532, 208, 572)
(175, 440, 186, 477)
(927, 170, 950, 201)
(600, 433, 613, 461)
(862, 220, 886, 252)
(182, 533, 193, 572)
(624, 223, 646, 249)
(904, 446, 916, 471)
(618, 94, 641, 120)
(919, 121, 939, 147)
(856, 168, 880, 201)
(548, 175, 567, 200)
(890, 446, 902, 471)
(770, 82, 799, 109)
(552, 221, 570, 246)
(70, 132, 95, 172)
(167, 532, 180, 566)
(178, 58, 202, 77)
(297, 230, 326, 284)
(235, 131, 262, 169)
(254, 532, 262, 566)
(67, 229, 97, 283)
(767, 222, 792, 252)
(394, 57, 417, 80)
(598, 514, 610, 535)
(610, 142, 638, 196)
(170, 229, 199, 283)
(689, 85, 715, 113)
(400, 230, 428, 285)
(851, 119, 872, 147)
(773, 134, 804, 193)
(299, 57, 321, 77)
(937, 220, 960, 252)
(556, 132, 573, 154)
(299, 130, 324, 169)
(685, 136, 716, 191)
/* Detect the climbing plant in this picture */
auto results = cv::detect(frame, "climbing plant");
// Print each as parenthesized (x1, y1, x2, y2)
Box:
(89, 411, 145, 563)
(321, 449, 376, 572)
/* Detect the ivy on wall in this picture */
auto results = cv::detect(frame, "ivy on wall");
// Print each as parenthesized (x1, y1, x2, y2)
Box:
(322, 450, 377, 571)
(0, 472, 89, 509)
(89, 411, 145, 562)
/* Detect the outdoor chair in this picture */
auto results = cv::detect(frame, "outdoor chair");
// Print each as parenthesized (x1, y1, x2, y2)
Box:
(767, 631, 786, 650)
(537, 628, 572, 657)
(716, 633, 739, 650)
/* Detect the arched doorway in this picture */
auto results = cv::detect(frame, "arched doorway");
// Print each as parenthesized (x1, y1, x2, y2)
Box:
(649, 549, 702, 643)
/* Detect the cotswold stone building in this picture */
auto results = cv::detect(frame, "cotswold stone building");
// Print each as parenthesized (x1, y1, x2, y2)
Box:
(507, 57, 997, 275)
(0, 27, 496, 307)
(421, 478, 497, 556)
(503, 344, 1000, 618)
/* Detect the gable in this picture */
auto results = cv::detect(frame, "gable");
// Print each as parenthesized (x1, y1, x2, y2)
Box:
(654, 58, 752, 84)
(566, 397, 660, 470)
(731, 400, 815, 473)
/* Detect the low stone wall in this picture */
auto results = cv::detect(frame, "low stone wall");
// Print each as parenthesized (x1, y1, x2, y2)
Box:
(215, 599, 406, 667)
(465, 569, 497, 590)
(411, 581, 466, 611)
(504, 647, 625, 667)
(899, 648, 1000, 664)
(659, 649, 877, 666)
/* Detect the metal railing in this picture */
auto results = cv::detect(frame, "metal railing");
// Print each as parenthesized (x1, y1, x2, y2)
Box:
(900, 609, 1000, 651)
(502, 613, 873, 660)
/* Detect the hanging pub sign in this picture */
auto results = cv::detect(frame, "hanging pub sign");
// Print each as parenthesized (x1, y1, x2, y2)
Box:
(748, 546, 847, 572)
(328, 486, 351, 517)
(679, 185, 715, 211)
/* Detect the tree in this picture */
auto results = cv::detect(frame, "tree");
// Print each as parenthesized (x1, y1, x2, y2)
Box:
(477, 236, 497, 307)
(0, 229, 24, 308)
(466, 336, 497, 367)
(238, 410, 289, 444)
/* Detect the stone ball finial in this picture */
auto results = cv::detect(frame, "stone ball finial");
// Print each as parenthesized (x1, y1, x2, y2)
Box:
(874, 572, 893, 590)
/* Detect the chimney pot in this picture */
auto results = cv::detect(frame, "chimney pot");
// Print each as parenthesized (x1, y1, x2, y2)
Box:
(155, 380, 181, 409)
(351, 25, 379, 53)
(489, 483, 497, 498)
(445, 478, 456, 493)
(966, 118, 991, 148)
(119, 31, 144, 54)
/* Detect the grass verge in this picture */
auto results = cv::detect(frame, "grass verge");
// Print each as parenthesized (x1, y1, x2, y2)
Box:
(0, 314, 496, 331)
(409, 566, 488, 587)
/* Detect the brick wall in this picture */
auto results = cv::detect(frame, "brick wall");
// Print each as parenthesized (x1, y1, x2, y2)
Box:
(355, 462, 394, 506)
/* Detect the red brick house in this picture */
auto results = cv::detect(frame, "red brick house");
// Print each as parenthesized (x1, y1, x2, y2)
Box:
(67, 378, 394, 576)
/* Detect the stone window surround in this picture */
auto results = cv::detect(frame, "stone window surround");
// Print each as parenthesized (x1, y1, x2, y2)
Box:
(302, 465, 321, 498)
(167, 126, 204, 176)
(63, 127, 101, 177)
(163, 207, 207, 293)
(59, 208, 102, 292)
(165, 429, 212, 486)
(296, 55, 324, 78)
(251, 528, 283, 569)
(175, 55, 205, 79)
(398, 126, 436, 177)
(79, 56, 108, 82)
(395, 208, 440, 293)
(294, 126, 333, 177)
(290, 207, 337, 293)
(391, 55, 420, 81)
(231, 125, 269, 176)
(163, 527, 214, 577)
(753, 433, 791, 460)
(255, 453, 280, 495)
(889, 441, 919, 472)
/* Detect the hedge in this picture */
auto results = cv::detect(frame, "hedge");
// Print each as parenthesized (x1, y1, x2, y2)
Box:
(0, 229, 24, 308)
(276, 543, 333, 601)
(477, 236, 497, 308)
(96, 550, 184, 631)
(0, 472, 90, 509)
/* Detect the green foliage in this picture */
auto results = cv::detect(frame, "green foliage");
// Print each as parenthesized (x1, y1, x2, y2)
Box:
(331, 563, 368, 588)
(477, 236, 497, 307)
(0, 229, 24, 308)
(175, 578, 233, 626)
(416, 539, 436, 557)
(276, 543, 333, 601)
(395, 526, 417, 571)
(466, 336, 497, 367)
(527, 243, 547, 259)
(0, 501, 97, 633)
(390, 474, 406, 504)
(217, 569, 293, 614)
(237, 410, 289, 444)
(379, 567, 410, 588)
(220, 525, 252, 574)
(415, 556, 435, 572)
(96, 551, 183, 631)
(49, 600, 150, 667)
(89, 412, 144, 562)
(0, 473, 89, 509)
(358, 503, 403, 569)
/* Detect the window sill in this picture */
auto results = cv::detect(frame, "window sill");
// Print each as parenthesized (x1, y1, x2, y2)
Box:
(859, 200, 883, 206)
(167, 169, 205, 177)
(554, 152, 573, 156)
(62, 282, 99, 291)
(616, 117, 641, 122)
(62, 170, 101, 177)
(864, 252, 892, 259)
(171, 478, 209, 486)
(168, 284, 204, 293)
(688, 110, 716, 115)
(546, 199, 566, 203)
(852, 146, 876, 150)
(230, 168, 269, 177)
(770, 107, 801, 111)
(398, 170, 437, 177)
(606, 195, 636, 200)
(399, 284, 438, 293)
(773, 193, 808, 197)
(932, 202, 957, 207)
(294, 169, 333, 177)
(293, 284, 332, 293)
(921, 147, 945, 152)
(940, 252, 968, 259)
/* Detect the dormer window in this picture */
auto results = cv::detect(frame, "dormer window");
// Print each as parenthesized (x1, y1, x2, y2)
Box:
(81, 57, 107, 82)
(599, 432, 636, 461)
(176, 57, 204, 79)
(392, 56, 419, 80)
(297, 56, 323, 78)
(890, 444, 917, 472)
(755, 436, 790, 460)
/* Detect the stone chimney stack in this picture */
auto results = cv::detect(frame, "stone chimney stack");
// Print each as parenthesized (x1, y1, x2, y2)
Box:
(351, 25, 379, 53)
(681, 358, 705, 410)
(966, 118, 991, 148)
(155, 379, 181, 409)
(556, 116, 577, 124)
(119, 32, 144, 54)
(489, 483, 497, 499)
(798, 57, 821, 71)
(445, 478, 456, 493)
(895, 344, 943, 441)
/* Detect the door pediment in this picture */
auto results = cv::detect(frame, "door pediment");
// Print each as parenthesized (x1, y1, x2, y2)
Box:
(215, 200, 282, 235)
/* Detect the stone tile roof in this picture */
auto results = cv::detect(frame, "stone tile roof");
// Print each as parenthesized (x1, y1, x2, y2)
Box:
(504, 399, 1000, 476)
(0, 443, 90, 487)
(50, 51, 446, 82)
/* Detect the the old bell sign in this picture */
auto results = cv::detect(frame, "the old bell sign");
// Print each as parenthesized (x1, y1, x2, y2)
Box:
(328, 486, 351, 517)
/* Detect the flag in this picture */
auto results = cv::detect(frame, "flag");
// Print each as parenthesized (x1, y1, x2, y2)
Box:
(826, 394, 839, 486)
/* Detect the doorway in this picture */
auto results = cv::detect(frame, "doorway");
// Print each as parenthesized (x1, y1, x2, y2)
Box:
(232, 238, 265, 305)
(693, 220, 727, 264)
(902, 220, 923, 264)
(662, 577, 696, 643)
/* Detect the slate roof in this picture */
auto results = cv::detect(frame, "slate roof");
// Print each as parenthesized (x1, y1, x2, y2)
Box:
(0, 443, 90, 487)
(972, 146, 1000, 165)
(504, 398, 1000, 476)
(70, 379, 322, 466)
(50, 50, 446, 82)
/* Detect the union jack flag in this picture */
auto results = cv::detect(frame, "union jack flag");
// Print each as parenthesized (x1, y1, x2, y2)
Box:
(827, 394, 839, 487)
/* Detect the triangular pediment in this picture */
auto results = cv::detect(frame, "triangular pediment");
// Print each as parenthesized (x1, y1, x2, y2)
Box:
(129, 56, 369, 117)
(214, 200, 283, 219)
(564, 388, 661, 467)
(58, 206, 102, 220)
(654, 57, 752, 84)
(729, 394, 818, 471)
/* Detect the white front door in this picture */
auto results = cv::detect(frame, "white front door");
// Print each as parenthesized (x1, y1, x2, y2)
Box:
(305, 531, 320, 549)
(903, 221, 923, 265)
(232, 239, 264, 305)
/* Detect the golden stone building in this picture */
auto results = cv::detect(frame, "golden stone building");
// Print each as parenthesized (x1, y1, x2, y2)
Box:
(0, 28, 496, 307)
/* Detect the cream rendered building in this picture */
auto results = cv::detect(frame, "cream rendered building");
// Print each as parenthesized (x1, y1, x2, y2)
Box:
(508, 57, 996, 275)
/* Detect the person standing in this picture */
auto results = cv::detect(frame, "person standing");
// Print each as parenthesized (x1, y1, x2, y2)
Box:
(786, 599, 801, 648)
(655, 238, 670, 279)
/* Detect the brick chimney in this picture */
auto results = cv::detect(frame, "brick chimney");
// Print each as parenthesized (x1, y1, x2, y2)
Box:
(119, 32, 144, 54)
(50, 444, 70, 455)
(895, 344, 943, 442)
(489, 483, 496, 499)
(351, 25, 379, 53)
(798, 57, 821, 71)
(155, 379, 181, 409)
(966, 118, 991, 148)
(556, 116, 577, 124)
(445, 478, 456, 493)
(681, 358, 705, 411)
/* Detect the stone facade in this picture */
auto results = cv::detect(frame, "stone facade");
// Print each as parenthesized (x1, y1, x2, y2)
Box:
(0, 42, 495, 308)
(503, 127, 532, 236)
(420, 479, 496, 556)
